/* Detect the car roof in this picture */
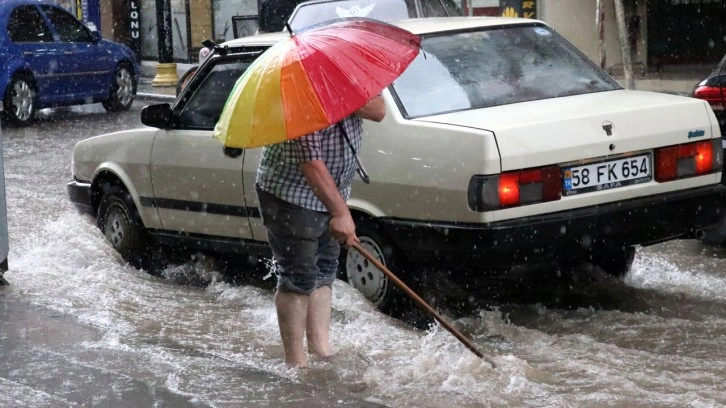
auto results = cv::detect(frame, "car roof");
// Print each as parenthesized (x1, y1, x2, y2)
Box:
(221, 16, 542, 48)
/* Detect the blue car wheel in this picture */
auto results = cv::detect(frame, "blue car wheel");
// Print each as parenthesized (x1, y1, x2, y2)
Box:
(102, 63, 136, 112)
(3, 74, 36, 126)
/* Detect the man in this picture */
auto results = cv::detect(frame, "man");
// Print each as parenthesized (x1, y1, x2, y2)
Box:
(256, 96, 385, 368)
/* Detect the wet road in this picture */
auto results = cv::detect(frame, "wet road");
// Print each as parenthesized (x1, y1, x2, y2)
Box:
(1, 102, 726, 407)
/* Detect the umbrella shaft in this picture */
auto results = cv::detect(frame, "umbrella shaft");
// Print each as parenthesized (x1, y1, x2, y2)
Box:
(340, 125, 370, 184)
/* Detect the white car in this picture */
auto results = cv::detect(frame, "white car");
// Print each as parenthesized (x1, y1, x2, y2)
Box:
(68, 17, 725, 312)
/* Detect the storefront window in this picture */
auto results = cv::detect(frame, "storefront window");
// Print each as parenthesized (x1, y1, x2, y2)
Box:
(214, 0, 257, 42)
(140, 0, 158, 59)
(138, 0, 187, 61)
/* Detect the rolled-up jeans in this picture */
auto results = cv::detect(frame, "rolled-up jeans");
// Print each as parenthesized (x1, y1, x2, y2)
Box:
(256, 187, 340, 295)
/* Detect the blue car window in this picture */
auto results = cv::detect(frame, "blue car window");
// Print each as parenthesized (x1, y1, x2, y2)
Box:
(40, 5, 93, 43)
(7, 6, 53, 43)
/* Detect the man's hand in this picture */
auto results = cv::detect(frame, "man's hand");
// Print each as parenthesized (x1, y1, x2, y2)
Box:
(354, 95, 385, 122)
(329, 212, 359, 247)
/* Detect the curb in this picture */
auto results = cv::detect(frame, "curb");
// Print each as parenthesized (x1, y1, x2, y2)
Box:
(136, 92, 177, 103)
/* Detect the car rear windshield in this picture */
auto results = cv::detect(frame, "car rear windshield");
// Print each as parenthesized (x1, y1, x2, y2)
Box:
(391, 24, 620, 118)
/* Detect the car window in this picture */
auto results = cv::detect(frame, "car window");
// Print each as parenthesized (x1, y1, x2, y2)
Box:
(177, 58, 256, 130)
(392, 25, 620, 118)
(7, 6, 53, 43)
(40, 5, 93, 42)
(718, 54, 726, 76)
(289, 0, 410, 32)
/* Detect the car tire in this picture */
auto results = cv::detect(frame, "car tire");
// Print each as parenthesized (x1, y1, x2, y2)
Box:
(2, 74, 36, 126)
(102, 63, 136, 112)
(590, 246, 636, 278)
(96, 184, 146, 267)
(699, 222, 726, 246)
(176, 65, 199, 96)
(338, 218, 409, 314)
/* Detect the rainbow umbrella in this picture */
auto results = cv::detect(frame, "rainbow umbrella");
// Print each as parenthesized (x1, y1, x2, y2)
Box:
(213, 18, 421, 148)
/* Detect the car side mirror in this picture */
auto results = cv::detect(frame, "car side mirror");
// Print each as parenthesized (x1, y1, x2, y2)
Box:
(223, 147, 243, 158)
(141, 103, 174, 129)
(91, 31, 101, 42)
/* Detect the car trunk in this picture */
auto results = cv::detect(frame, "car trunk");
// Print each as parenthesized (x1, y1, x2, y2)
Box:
(420, 89, 715, 172)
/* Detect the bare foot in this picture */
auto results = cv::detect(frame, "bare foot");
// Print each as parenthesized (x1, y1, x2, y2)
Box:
(309, 351, 336, 362)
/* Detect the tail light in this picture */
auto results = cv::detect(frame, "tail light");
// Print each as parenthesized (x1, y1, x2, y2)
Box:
(693, 83, 725, 111)
(468, 166, 561, 211)
(693, 86, 722, 106)
(654, 139, 723, 182)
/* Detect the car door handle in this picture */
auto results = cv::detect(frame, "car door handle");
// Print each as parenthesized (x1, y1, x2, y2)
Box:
(63, 51, 74, 56)
(23, 51, 34, 56)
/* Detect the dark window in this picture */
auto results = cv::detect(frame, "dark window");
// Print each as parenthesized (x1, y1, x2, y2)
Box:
(177, 58, 256, 129)
(7, 6, 53, 43)
(438, 0, 461, 16)
(718, 53, 726, 77)
(40, 5, 93, 42)
(419, 0, 460, 17)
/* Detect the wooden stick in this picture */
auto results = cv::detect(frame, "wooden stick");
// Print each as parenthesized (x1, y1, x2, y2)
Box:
(351, 243, 496, 368)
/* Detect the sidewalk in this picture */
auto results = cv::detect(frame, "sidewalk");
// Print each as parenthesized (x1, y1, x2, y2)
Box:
(135, 60, 196, 102)
(135, 60, 712, 102)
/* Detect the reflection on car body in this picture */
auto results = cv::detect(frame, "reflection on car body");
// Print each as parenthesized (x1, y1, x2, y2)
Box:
(69, 18, 725, 313)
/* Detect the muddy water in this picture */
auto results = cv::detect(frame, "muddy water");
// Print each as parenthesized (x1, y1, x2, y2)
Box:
(2, 108, 726, 407)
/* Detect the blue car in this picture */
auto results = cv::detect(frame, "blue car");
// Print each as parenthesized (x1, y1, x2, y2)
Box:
(0, 0, 140, 125)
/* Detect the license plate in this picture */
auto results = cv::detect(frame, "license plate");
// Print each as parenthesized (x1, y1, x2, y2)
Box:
(563, 154, 652, 196)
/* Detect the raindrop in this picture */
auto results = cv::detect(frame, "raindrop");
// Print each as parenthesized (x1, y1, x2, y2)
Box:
(580, 234, 592, 249)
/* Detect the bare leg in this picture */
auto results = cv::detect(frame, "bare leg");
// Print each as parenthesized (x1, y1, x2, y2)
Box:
(306, 286, 334, 358)
(275, 290, 309, 367)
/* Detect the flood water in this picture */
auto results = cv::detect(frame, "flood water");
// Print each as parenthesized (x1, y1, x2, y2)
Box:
(2, 106, 726, 407)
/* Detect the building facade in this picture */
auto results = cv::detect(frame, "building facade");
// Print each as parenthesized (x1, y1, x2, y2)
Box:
(89, 0, 725, 71)
(542, 0, 726, 72)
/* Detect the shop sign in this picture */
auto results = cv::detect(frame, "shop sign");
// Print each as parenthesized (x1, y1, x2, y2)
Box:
(500, 0, 537, 18)
(129, 1, 142, 55)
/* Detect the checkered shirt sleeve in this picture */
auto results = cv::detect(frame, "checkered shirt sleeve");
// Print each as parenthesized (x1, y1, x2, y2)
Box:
(256, 116, 362, 212)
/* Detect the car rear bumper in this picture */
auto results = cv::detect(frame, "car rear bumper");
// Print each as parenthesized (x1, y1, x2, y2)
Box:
(380, 184, 726, 268)
(67, 179, 94, 216)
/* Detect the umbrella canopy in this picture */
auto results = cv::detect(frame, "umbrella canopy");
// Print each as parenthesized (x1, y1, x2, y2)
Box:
(213, 18, 421, 148)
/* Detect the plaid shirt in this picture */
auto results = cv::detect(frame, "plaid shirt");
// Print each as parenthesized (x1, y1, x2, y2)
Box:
(256, 115, 363, 212)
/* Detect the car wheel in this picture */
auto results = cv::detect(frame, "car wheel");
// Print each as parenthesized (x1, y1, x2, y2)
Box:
(96, 184, 146, 266)
(699, 224, 726, 246)
(339, 219, 408, 313)
(176, 65, 199, 96)
(2, 75, 36, 126)
(590, 246, 636, 278)
(102, 63, 136, 112)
